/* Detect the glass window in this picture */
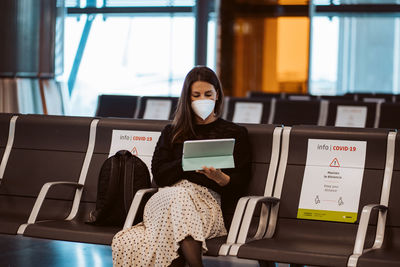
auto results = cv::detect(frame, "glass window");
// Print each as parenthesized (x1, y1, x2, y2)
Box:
(314, 0, 400, 4)
(65, 15, 196, 116)
(310, 14, 400, 95)
(66, 0, 196, 8)
(63, 15, 88, 82)
(310, 0, 400, 95)
(309, 16, 339, 95)
(338, 16, 400, 94)
(103, 0, 195, 7)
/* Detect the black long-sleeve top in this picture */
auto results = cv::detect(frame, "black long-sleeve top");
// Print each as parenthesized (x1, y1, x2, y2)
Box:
(151, 118, 251, 218)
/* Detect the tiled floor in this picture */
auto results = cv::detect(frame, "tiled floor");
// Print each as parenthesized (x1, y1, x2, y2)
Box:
(0, 234, 297, 267)
(0, 234, 113, 267)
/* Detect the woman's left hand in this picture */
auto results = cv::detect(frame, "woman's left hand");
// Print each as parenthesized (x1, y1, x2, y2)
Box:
(197, 167, 230, 186)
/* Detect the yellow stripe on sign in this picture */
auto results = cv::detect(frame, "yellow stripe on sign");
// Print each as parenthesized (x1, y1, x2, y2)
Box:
(297, 209, 357, 223)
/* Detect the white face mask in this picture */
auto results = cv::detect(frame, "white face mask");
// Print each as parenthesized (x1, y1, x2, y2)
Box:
(191, 99, 216, 120)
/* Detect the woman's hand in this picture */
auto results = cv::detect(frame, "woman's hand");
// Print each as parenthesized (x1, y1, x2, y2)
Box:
(196, 166, 230, 186)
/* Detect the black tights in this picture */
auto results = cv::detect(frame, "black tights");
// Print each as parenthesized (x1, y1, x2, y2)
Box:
(169, 236, 203, 267)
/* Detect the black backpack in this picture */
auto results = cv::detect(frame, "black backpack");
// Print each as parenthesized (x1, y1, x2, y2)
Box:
(87, 150, 151, 226)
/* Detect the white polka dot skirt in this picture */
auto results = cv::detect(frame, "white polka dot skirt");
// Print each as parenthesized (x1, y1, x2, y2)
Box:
(112, 179, 227, 267)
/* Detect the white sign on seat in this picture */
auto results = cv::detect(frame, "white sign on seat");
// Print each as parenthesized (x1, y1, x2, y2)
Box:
(232, 102, 263, 124)
(109, 130, 161, 179)
(297, 139, 367, 223)
(335, 105, 367, 128)
(143, 99, 172, 120)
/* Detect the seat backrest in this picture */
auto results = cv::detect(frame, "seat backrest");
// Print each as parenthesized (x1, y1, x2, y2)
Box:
(82, 118, 170, 203)
(84, 120, 280, 225)
(355, 93, 395, 103)
(95, 95, 139, 118)
(272, 99, 322, 126)
(286, 94, 316, 101)
(318, 95, 354, 101)
(136, 96, 179, 120)
(247, 91, 283, 99)
(274, 125, 390, 227)
(385, 133, 400, 228)
(0, 114, 93, 200)
(326, 100, 378, 128)
(378, 102, 400, 129)
(221, 123, 281, 226)
(240, 123, 279, 197)
(224, 97, 272, 124)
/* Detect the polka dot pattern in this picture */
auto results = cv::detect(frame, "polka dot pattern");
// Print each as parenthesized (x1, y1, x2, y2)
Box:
(111, 179, 227, 266)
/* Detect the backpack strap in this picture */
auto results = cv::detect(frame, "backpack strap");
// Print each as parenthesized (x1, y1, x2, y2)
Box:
(123, 153, 135, 213)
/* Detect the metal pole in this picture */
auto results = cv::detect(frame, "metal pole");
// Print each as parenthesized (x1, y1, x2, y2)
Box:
(195, 0, 209, 66)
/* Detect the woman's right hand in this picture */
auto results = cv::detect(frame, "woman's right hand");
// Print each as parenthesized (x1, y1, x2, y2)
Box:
(196, 166, 230, 186)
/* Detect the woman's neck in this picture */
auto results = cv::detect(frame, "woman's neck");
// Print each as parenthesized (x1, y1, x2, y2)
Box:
(195, 114, 218, 125)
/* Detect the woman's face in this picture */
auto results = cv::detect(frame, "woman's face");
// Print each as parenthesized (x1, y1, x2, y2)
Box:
(190, 81, 218, 102)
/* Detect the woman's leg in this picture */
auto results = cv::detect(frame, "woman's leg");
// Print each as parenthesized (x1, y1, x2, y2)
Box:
(169, 256, 185, 267)
(180, 236, 203, 267)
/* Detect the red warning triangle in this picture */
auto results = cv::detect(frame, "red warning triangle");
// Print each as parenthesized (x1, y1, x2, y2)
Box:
(131, 146, 138, 156)
(330, 158, 340, 167)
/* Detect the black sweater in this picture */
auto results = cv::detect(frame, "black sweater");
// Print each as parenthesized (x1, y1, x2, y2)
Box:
(151, 118, 251, 215)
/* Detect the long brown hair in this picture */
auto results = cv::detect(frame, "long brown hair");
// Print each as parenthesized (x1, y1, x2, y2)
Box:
(171, 66, 224, 143)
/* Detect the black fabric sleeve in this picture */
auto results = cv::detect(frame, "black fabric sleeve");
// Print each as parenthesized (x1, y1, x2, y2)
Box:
(151, 125, 185, 187)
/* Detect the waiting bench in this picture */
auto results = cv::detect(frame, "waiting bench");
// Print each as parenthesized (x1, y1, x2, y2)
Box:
(349, 132, 400, 267)
(0, 115, 281, 251)
(19, 117, 169, 244)
(0, 115, 94, 234)
(120, 122, 283, 255)
(230, 125, 396, 267)
(3, 114, 400, 267)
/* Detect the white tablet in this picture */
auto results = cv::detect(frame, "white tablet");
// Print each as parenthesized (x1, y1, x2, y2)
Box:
(182, 138, 235, 171)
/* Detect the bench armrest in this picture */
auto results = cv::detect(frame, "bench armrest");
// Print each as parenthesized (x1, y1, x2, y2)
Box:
(123, 188, 158, 229)
(218, 196, 253, 255)
(228, 196, 280, 256)
(17, 181, 84, 234)
(347, 203, 388, 267)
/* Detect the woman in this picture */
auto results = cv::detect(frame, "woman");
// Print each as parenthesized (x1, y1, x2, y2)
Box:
(112, 66, 251, 267)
